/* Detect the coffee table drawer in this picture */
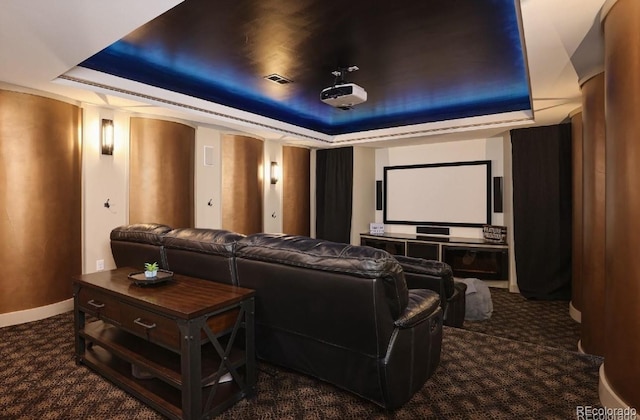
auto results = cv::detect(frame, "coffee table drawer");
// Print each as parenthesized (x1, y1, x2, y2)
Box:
(120, 302, 180, 350)
(77, 287, 122, 322)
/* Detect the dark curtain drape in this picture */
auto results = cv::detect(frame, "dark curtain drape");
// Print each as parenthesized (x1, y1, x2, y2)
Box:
(316, 147, 353, 243)
(511, 124, 572, 300)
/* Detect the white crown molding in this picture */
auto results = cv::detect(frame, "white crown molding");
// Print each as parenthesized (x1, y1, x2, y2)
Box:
(56, 67, 334, 144)
(331, 111, 534, 145)
(0, 82, 81, 106)
(56, 67, 536, 147)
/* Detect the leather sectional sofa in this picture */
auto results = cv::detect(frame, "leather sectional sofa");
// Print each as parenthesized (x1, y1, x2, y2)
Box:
(109, 223, 458, 409)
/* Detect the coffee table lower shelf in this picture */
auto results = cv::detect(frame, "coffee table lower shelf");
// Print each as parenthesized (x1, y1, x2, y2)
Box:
(78, 322, 247, 419)
(81, 346, 244, 419)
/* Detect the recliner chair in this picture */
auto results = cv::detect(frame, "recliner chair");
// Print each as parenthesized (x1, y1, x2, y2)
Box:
(233, 233, 443, 409)
(394, 255, 467, 327)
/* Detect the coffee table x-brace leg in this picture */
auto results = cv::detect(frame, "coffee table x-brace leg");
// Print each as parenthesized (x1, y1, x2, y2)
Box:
(179, 298, 255, 419)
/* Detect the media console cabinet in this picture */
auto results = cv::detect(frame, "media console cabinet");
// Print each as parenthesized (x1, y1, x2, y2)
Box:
(360, 233, 509, 283)
(73, 268, 256, 419)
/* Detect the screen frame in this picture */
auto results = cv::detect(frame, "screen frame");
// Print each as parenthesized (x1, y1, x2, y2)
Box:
(383, 160, 492, 227)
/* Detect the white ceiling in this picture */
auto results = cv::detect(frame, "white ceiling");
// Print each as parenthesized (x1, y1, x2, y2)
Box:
(0, 0, 606, 147)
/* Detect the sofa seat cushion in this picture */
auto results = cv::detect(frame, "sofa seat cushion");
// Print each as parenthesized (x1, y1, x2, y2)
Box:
(110, 223, 172, 245)
(236, 233, 409, 318)
(163, 228, 245, 257)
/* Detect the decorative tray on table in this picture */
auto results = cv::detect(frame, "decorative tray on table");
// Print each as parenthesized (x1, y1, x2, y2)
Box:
(128, 269, 174, 286)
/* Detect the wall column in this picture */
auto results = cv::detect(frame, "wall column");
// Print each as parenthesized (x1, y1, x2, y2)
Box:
(601, 0, 640, 409)
(570, 110, 583, 323)
(221, 134, 264, 235)
(0, 90, 81, 318)
(579, 73, 606, 356)
(282, 146, 310, 236)
(129, 117, 195, 228)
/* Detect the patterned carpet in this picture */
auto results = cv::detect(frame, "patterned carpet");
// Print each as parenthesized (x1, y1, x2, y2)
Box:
(0, 288, 602, 419)
(463, 288, 582, 352)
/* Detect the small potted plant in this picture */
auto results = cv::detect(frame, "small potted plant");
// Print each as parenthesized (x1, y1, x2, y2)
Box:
(144, 262, 159, 278)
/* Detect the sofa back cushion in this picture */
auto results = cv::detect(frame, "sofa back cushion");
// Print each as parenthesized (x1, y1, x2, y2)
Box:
(110, 223, 173, 270)
(235, 233, 409, 316)
(163, 228, 245, 284)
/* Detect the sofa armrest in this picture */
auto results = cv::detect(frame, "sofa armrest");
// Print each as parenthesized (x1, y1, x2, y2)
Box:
(443, 282, 467, 328)
(394, 289, 441, 328)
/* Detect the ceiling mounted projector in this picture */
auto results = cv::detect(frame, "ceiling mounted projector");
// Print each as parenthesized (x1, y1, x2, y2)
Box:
(320, 66, 367, 110)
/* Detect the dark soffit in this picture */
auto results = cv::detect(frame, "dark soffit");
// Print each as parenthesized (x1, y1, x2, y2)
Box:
(80, 0, 531, 136)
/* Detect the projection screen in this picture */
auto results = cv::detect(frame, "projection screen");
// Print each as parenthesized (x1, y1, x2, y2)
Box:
(383, 160, 492, 227)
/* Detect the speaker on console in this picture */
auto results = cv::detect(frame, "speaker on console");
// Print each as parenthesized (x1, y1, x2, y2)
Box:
(493, 176, 503, 213)
(417, 226, 450, 236)
(376, 180, 383, 210)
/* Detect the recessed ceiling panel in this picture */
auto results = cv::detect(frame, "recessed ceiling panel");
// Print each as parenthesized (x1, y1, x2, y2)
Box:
(79, 0, 531, 135)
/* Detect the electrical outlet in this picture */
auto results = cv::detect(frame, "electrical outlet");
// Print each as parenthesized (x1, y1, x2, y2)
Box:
(96, 259, 105, 271)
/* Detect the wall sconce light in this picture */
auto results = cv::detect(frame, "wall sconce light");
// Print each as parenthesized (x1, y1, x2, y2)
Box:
(101, 119, 114, 155)
(270, 161, 280, 184)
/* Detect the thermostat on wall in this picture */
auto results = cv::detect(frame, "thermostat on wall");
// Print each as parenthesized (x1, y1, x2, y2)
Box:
(369, 223, 384, 235)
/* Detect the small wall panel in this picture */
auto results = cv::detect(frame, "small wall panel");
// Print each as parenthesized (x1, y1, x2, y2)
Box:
(129, 117, 195, 228)
(282, 146, 310, 236)
(221, 135, 264, 235)
(0, 90, 81, 313)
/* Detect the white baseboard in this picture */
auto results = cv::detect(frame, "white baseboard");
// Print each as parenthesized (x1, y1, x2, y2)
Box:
(483, 280, 509, 289)
(0, 298, 73, 327)
(569, 300, 582, 323)
(599, 364, 636, 413)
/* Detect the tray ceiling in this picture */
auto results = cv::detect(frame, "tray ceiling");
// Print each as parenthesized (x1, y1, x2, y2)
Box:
(79, 0, 532, 136)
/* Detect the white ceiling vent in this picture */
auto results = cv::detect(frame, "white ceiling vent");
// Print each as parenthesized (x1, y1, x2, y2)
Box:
(264, 73, 293, 84)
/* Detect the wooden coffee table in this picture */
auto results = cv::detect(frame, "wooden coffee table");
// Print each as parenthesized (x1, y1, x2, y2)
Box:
(73, 267, 255, 419)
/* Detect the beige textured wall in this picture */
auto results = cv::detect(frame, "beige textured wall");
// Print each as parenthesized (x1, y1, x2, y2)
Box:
(0, 90, 81, 313)
(351, 147, 375, 245)
(263, 139, 283, 233)
(194, 127, 222, 228)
